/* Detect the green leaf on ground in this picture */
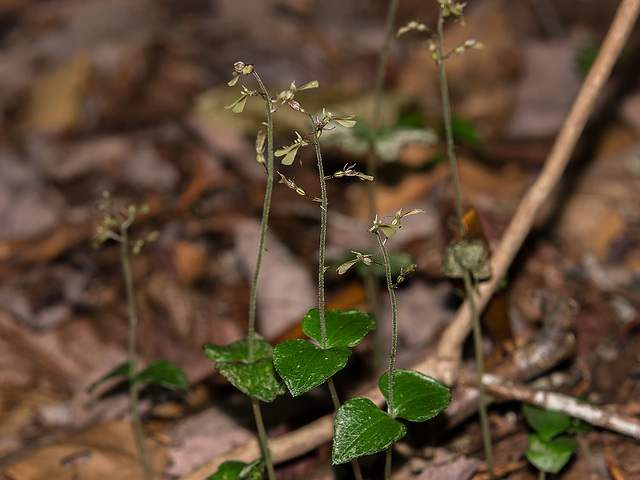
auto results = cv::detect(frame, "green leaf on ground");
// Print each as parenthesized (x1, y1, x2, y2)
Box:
(273, 339, 351, 396)
(203, 333, 273, 363)
(203, 334, 285, 402)
(87, 361, 131, 393)
(522, 405, 572, 440)
(301, 308, 376, 348)
(135, 360, 189, 390)
(526, 433, 578, 474)
(379, 369, 451, 422)
(208, 460, 262, 480)
(215, 357, 286, 403)
(332, 397, 406, 465)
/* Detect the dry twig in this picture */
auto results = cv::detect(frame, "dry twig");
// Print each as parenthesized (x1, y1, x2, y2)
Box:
(480, 374, 640, 440)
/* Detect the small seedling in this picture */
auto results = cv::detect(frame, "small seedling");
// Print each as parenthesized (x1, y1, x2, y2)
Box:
(91, 191, 188, 480)
(523, 405, 584, 478)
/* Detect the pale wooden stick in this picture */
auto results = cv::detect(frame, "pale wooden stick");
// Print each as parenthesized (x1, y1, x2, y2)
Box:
(435, 0, 640, 383)
(482, 374, 640, 439)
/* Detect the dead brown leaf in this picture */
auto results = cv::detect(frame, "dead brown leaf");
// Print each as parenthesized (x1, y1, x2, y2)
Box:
(5, 421, 167, 480)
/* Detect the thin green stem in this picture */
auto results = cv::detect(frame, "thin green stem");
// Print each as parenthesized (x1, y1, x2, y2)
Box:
(465, 271, 493, 477)
(244, 70, 276, 480)
(436, 11, 464, 231)
(313, 131, 329, 348)
(315, 123, 363, 480)
(376, 233, 397, 417)
(247, 71, 274, 363)
(119, 219, 152, 480)
(379, 232, 396, 480)
(252, 398, 277, 480)
(435, 9, 493, 477)
(367, 0, 400, 219)
(365, 0, 399, 371)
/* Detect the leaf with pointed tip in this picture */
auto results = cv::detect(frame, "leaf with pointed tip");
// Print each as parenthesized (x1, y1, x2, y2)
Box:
(526, 434, 578, 474)
(208, 460, 262, 480)
(87, 361, 131, 393)
(203, 334, 284, 402)
(135, 360, 189, 390)
(301, 309, 375, 348)
(522, 405, 572, 440)
(379, 369, 451, 422)
(215, 357, 286, 403)
(273, 339, 351, 396)
(332, 397, 406, 465)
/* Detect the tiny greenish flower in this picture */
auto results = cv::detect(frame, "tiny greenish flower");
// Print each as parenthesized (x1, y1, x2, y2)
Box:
(397, 20, 429, 37)
(277, 172, 307, 197)
(369, 214, 397, 240)
(337, 251, 381, 275)
(234, 61, 254, 75)
(453, 38, 484, 56)
(225, 86, 256, 114)
(325, 164, 374, 182)
(132, 239, 145, 255)
(228, 62, 254, 87)
(439, 0, 467, 23)
(255, 130, 266, 165)
(273, 80, 319, 112)
(324, 111, 357, 129)
(275, 132, 310, 165)
(370, 208, 424, 240)
(288, 100, 305, 113)
(395, 263, 417, 287)
(427, 39, 438, 60)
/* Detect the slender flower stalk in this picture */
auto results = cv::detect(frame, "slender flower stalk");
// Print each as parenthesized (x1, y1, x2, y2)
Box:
(434, 4, 494, 476)
(312, 117, 364, 480)
(93, 196, 153, 480)
(436, 10, 464, 231)
(247, 70, 274, 364)
(246, 68, 277, 480)
(119, 220, 153, 480)
(313, 134, 329, 348)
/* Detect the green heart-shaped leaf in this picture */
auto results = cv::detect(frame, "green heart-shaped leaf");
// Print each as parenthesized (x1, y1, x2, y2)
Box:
(208, 460, 262, 480)
(379, 369, 451, 422)
(332, 397, 406, 465)
(87, 361, 131, 393)
(522, 405, 571, 440)
(215, 357, 286, 403)
(526, 433, 578, 474)
(135, 360, 189, 390)
(203, 333, 273, 363)
(301, 309, 375, 348)
(273, 339, 351, 396)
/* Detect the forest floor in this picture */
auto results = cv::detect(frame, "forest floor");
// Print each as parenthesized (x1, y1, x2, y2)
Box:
(1, 0, 640, 479)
